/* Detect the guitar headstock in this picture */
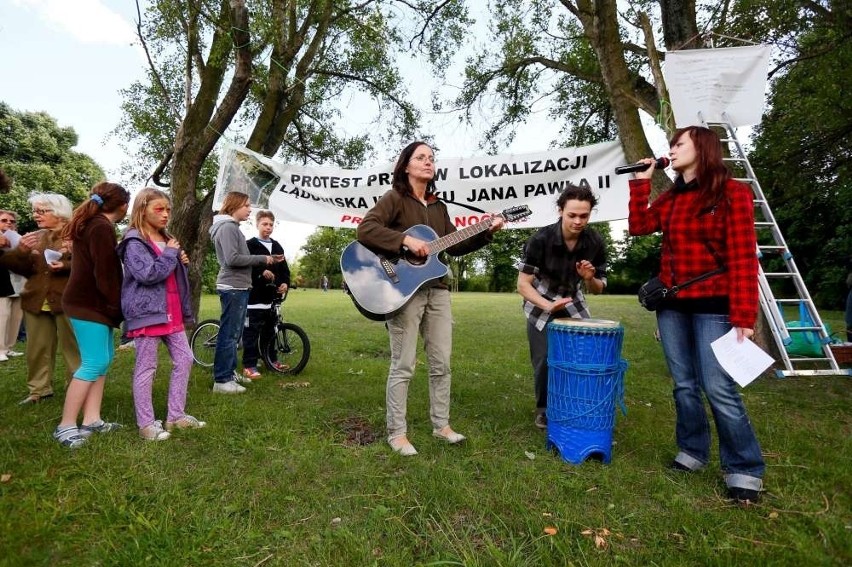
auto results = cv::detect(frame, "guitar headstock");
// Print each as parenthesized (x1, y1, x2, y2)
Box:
(500, 205, 532, 222)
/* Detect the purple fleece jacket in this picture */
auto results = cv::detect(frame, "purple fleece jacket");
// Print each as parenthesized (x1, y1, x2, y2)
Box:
(117, 228, 194, 332)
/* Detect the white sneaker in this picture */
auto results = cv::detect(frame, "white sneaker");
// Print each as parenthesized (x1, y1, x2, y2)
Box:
(0, 354, 8, 362)
(233, 370, 253, 385)
(139, 420, 171, 441)
(212, 380, 246, 394)
(165, 415, 207, 431)
(7, 351, 23, 357)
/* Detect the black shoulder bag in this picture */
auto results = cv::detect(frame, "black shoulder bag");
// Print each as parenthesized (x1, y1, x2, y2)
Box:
(638, 266, 725, 311)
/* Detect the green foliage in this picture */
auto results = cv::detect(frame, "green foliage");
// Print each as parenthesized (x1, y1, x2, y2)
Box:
(200, 243, 219, 294)
(608, 232, 663, 294)
(1, 292, 849, 564)
(466, 227, 536, 292)
(299, 226, 355, 289)
(0, 103, 103, 229)
(749, 11, 852, 309)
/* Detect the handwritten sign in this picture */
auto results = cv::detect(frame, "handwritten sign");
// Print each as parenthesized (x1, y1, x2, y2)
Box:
(665, 45, 771, 127)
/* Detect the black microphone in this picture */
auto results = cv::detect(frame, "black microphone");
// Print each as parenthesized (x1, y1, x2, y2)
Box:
(614, 157, 670, 175)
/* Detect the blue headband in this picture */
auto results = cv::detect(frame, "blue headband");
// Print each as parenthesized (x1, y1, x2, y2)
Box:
(91, 194, 104, 207)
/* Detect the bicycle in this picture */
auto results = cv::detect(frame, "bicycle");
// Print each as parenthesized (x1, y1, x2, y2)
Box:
(190, 291, 311, 375)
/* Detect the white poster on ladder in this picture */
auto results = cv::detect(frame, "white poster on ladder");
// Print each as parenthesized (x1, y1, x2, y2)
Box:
(665, 45, 771, 127)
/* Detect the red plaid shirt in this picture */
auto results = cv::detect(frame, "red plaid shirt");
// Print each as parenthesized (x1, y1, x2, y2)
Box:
(628, 178, 759, 328)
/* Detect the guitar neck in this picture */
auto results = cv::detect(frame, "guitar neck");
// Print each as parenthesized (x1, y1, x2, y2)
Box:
(427, 215, 497, 255)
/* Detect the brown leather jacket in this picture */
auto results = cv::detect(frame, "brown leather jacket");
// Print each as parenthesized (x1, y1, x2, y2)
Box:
(0, 229, 72, 315)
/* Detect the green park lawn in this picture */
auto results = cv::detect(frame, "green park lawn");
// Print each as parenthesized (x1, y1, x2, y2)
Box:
(1, 290, 849, 566)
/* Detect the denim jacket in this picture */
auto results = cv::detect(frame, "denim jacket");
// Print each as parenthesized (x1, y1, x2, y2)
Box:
(117, 229, 194, 332)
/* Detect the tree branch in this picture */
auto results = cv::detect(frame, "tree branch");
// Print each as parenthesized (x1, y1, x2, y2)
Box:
(409, 0, 454, 49)
(558, 0, 580, 20)
(196, 0, 254, 159)
(134, 0, 181, 127)
(312, 69, 416, 118)
(639, 10, 673, 134)
(768, 31, 852, 78)
(505, 55, 603, 84)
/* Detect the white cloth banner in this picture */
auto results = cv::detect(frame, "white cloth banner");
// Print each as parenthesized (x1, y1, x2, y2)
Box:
(665, 45, 771, 127)
(214, 141, 629, 229)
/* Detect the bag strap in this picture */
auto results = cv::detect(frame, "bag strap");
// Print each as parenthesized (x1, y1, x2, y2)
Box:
(669, 265, 726, 294)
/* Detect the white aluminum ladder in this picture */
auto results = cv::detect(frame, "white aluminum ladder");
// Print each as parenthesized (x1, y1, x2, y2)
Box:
(702, 114, 848, 377)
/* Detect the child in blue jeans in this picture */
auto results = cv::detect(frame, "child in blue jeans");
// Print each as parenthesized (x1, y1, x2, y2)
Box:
(117, 188, 203, 441)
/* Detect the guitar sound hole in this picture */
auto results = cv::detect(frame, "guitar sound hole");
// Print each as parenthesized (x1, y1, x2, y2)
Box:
(402, 250, 426, 266)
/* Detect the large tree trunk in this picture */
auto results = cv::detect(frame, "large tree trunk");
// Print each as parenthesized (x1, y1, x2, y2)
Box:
(167, 0, 253, 321)
(659, 0, 700, 50)
(572, 0, 665, 188)
(169, 171, 214, 321)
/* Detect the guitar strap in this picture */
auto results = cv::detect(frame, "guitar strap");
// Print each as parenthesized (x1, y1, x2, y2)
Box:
(431, 194, 487, 214)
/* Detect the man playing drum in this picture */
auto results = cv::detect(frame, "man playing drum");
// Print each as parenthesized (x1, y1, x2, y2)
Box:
(516, 185, 608, 430)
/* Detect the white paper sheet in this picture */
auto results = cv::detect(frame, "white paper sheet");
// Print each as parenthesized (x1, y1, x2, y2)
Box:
(44, 249, 62, 263)
(3, 230, 20, 249)
(665, 45, 771, 127)
(711, 328, 774, 387)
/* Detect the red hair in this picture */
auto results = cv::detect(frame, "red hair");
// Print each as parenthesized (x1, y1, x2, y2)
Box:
(670, 126, 731, 212)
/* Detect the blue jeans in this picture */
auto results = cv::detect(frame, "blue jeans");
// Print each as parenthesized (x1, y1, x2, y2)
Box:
(657, 309, 764, 490)
(214, 289, 249, 383)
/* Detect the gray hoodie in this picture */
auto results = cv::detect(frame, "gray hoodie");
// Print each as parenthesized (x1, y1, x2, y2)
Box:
(209, 214, 268, 289)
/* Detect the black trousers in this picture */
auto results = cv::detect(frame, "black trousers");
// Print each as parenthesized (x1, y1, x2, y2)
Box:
(241, 308, 274, 368)
(527, 320, 549, 409)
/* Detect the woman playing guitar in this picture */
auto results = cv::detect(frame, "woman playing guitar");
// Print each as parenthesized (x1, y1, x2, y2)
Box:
(356, 141, 505, 456)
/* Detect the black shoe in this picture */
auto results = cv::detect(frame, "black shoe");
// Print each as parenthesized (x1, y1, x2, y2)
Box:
(669, 460, 691, 472)
(18, 393, 53, 405)
(727, 486, 760, 504)
(534, 411, 547, 430)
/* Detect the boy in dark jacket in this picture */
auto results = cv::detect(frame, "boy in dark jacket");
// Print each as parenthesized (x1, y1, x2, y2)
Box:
(241, 210, 290, 378)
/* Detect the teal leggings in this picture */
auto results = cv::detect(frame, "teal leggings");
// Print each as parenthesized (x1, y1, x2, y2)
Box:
(69, 318, 115, 381)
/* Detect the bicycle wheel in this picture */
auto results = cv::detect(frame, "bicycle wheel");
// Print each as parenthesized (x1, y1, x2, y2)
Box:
(262, 322, 310, 375)
(190, 319, 220, 367)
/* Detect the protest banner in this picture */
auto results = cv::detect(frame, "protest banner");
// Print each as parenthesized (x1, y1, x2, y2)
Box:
(215, 140, 628, 228)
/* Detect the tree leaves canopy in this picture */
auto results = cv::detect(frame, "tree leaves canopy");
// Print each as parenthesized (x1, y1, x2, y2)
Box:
(0, 103, 103, 231)
(115, 0, 473, 314)
(749, 6, 852, 308)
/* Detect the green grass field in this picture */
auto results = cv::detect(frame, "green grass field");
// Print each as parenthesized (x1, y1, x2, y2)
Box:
(1, 290, 849, 566)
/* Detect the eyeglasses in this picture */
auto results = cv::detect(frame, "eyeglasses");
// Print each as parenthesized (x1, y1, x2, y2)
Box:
(0, 219, 13, 224)
(32, 208, 54, 215)
(410, 155, 436, 164)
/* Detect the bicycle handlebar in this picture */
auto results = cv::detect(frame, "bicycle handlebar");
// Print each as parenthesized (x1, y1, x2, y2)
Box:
(265, 282, 289, 305)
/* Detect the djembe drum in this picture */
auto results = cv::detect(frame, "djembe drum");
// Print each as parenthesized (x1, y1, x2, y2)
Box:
(545, 318, 628, 464)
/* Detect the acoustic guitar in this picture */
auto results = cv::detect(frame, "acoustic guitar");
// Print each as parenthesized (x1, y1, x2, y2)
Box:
(340, 205, 532, 320)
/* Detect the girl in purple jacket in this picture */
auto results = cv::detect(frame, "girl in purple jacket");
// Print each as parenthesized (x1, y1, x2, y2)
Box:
(117, 188, 204, 441)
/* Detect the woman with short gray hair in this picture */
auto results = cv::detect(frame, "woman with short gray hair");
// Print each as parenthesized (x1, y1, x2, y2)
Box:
(0, 193, 81, 405)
